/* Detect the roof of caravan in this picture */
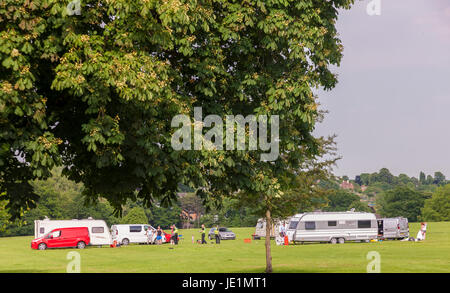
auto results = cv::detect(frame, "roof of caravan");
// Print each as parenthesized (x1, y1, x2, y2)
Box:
(112, 224, 152, 226)
(37, 218, 106, 222)
(300, 212, 376, 221)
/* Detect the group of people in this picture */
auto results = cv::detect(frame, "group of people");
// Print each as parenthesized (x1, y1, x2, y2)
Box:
(199, 224, 220, 244)
(144, 224, 179, 245)
(144, 223, 222, 246)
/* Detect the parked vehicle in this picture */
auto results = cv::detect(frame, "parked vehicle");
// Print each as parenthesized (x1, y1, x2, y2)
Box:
(34, 217, 111, 246)
(288, 212, 378, 244)
(253, 218, 289, 240)
(377, 217, 409, 240)
(31, 227, 90, 250)
(208, 227, 236, 240)
(286, 213, 304, 242)
(111, 224, 159, 245)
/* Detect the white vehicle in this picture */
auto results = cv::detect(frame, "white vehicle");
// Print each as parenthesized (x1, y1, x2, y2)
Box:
(34, 217, 112, 246)
(111, 224, 163, 245)
(288, 212, 378, 244)
(377, 217, 409, 240)
(253, 218, 289, 240)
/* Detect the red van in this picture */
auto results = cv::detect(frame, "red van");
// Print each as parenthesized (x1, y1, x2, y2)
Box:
(31, 227, 90, 250)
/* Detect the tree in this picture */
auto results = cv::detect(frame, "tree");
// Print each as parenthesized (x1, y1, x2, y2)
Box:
(419, 171, 426, 185)
(120, 207, 148, 225)
(147, 205, 182, 229)
(178, 192, 205, 228)
(433, 172, 446, 186)
(377, 186, 427, 222)
(348, 200, 372, 213)
(1, 0, 354, 273)
(359, 173, 370, 186)
(323, 189, 360, 212)
(421, 184, 450, 221)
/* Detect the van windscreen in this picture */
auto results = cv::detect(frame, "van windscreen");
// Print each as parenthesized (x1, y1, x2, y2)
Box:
(288, 221, 299, 230)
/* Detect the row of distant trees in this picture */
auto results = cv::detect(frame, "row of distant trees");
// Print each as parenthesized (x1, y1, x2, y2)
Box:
(1, 167, 449, 237)
(348, 168, 448, 188)
(335, 168, 449, 222)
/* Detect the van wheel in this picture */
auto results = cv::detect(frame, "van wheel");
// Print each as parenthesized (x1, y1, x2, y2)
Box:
(330, 238, 337, 244)
(77, 241, 86, 249)
(122, 238, 130, 246)
(38, 243, 47, 250)
(338, 238, 345, 244)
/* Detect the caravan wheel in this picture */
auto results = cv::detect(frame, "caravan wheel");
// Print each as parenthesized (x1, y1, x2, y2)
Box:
(338, 238, 345, 244)
(330, 238, 337, 244)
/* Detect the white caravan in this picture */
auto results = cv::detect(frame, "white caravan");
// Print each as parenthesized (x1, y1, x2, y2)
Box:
(288, 212, 378, 244)
(111, 224, 162, 245)
(34, 217, 112, 246)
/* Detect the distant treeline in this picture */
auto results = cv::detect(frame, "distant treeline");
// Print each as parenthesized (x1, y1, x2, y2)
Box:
(324, 168, 449, 222)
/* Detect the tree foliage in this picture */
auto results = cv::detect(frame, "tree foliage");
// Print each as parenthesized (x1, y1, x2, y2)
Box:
(377, 186, 428, 222)
(120, 207, 148, 224)
(1, 0, 354, 224)
(421, 184, 450, 222)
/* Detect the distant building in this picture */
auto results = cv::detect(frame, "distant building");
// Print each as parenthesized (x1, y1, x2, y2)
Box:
(340, 180, 354, 190)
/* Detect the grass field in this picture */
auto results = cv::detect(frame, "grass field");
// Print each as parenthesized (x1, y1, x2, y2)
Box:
(0, 222, 449, 273)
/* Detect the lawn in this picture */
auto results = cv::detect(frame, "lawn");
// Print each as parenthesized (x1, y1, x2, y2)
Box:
(0, 222, 448, 273)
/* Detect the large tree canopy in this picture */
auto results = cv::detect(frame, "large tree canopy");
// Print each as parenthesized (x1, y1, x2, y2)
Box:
(1, 0, 353, 221)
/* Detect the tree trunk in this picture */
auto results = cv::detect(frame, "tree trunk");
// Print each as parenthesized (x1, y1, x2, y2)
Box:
(265, 209, 273, 273)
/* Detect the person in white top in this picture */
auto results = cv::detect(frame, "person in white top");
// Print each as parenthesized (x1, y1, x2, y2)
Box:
(279, 222, 286, 237)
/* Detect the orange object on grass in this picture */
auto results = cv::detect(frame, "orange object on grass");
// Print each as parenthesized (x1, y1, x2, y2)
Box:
(244, 238, 251, 243)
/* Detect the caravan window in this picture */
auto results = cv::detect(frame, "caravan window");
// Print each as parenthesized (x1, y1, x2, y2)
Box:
(358, 220, 372, 228)
(305, 222, 316, 230)
(256, 221, 264, 229)
(328, 221, 337, 227)
(92, 227, 104, 233)
(40, 228, 45, 234)
(129, 226, 142, 233)
(288, 221, 299, 230)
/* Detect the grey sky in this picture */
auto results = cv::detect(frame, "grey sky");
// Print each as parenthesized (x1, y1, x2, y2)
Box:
(314, 0, 450, 179)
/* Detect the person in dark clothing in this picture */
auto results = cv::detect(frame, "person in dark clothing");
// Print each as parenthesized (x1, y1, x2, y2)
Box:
(172, 224, 179, 245)
(215, 225, 220, 244)
(200, 224, 207, 244)
(156, 226, 163, 245)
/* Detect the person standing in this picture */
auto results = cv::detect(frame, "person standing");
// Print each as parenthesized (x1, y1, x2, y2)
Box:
(169, 225, 174, 245)
(145, 227, 153, 245)
(156, 226, 163, 245)
(214, 225, 220, 244)
(200, 224, 207, 244)
(173, 224, 179, 245)
(279, 222, 286, 238)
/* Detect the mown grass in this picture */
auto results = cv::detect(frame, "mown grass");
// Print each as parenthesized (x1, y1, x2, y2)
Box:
(0, 222, 448, 273)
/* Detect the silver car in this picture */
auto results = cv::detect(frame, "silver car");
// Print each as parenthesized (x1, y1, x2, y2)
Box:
(208, 227, 236, 240)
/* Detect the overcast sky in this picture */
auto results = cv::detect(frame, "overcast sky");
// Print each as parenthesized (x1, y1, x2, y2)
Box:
(314, 0, 450, 179)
